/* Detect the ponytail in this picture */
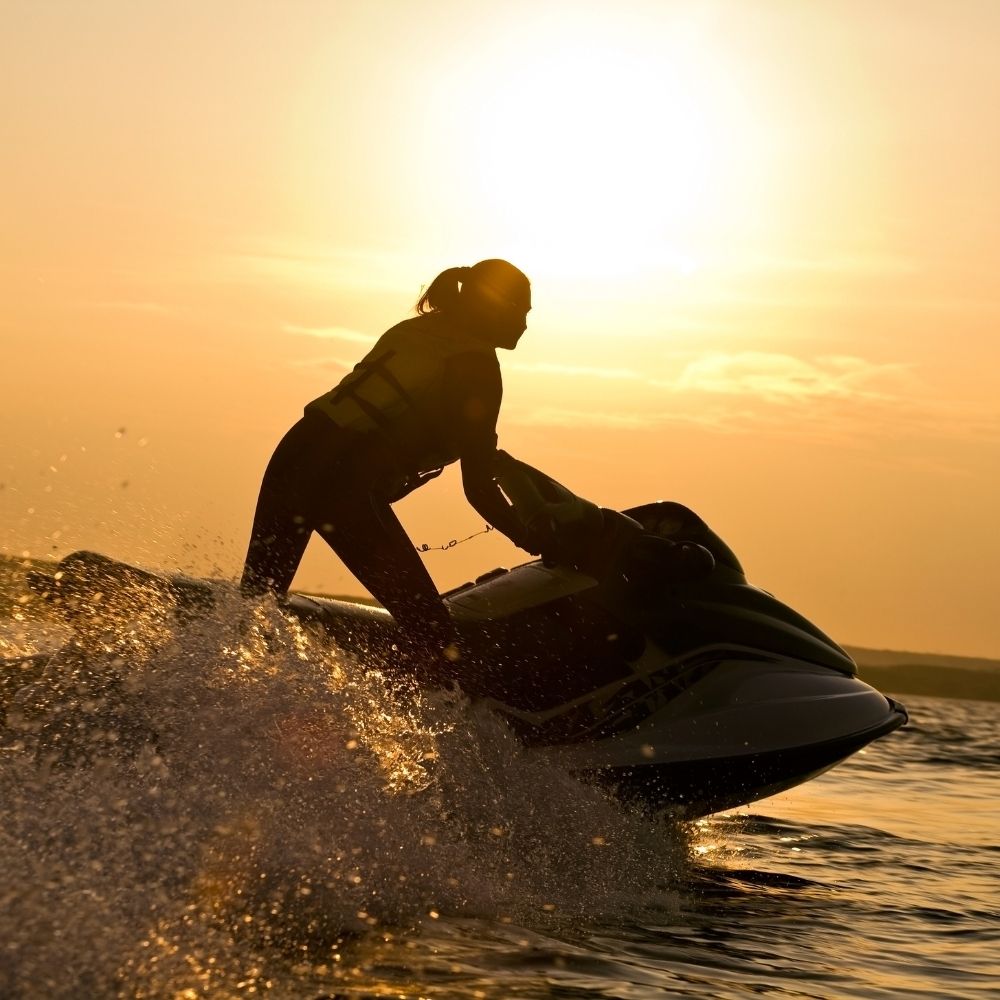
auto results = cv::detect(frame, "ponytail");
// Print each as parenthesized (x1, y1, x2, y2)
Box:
(415, 259, 531, 320)
(415, 266, 471, 315)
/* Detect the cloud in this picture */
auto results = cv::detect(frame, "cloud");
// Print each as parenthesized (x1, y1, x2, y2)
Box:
(507, 361, 644, 381)
(506, 349, 999, 452)
(81, 300, 170, 313)
(506, 352, 909, 404)
(664, 351, 911, 403)
(744, 252, 919, 277)
(513, 406, 652, 430)
(218, 243, 425, 294)
(283, 322, 375, 344)
(287, 355, 356, 372)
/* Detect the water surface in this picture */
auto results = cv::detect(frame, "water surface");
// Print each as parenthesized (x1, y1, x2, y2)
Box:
(0, 601, 996, 998)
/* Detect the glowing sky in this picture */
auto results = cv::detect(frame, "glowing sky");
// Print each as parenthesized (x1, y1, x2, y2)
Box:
(2, 0, 998, 656)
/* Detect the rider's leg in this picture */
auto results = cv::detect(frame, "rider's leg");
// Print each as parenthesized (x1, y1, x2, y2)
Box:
(314, 495, 459, 677)
(240, 417, 332, 597)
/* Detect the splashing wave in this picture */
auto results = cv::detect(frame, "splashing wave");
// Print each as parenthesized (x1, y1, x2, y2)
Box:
(0, 587, 688, 996)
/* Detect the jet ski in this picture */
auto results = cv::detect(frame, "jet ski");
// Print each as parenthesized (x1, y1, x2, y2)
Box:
(2, 461, 907, 818)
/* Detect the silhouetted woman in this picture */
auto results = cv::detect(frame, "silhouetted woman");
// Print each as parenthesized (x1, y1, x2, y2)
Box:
(241, 259, 539, 674)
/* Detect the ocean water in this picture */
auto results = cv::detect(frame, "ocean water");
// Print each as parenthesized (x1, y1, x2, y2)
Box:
(0, 596, 997, 999)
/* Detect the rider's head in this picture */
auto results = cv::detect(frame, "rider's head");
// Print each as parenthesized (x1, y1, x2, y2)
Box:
(416, 259, 531, 349)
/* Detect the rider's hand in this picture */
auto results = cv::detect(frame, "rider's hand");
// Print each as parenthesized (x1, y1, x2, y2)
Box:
(516, 521, 549, 557)
(512, 515, 558, 563)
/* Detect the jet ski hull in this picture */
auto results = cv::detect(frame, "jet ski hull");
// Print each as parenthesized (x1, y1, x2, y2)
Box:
(278, 580, 909, 818)
(588, 696, 908, 817)
(6, 500, 908, 817)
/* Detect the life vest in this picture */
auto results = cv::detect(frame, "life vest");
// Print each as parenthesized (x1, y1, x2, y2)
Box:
(305, 314, 497, 484)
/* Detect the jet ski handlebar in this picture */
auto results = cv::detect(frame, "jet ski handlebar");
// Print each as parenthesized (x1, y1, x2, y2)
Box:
(493, 452, 715, 586)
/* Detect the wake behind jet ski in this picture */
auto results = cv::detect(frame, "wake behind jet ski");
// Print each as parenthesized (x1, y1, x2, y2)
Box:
(4, 459, 907, 818)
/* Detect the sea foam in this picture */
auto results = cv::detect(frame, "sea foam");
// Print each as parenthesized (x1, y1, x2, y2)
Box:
(0, 588, 687, 997)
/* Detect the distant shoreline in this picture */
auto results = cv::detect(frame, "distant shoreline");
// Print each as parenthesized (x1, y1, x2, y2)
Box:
(844, 646, 999, 703)
(2, 554, 997, 703)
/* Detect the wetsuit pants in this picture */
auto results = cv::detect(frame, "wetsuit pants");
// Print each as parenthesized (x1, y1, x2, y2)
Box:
(241, 415, 457, 657)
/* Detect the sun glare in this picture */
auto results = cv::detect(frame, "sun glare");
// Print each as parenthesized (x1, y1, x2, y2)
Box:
(456, 15, 765, 282)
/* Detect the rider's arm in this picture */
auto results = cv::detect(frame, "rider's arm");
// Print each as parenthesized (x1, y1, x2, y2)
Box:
(445, 352, 538, 552)
(461, 449, 537, 551)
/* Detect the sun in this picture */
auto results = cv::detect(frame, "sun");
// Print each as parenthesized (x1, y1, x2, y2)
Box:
(452, 13, 766, 284)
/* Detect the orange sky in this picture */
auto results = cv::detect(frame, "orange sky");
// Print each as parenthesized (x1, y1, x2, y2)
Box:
(2, 0, 998, 657)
